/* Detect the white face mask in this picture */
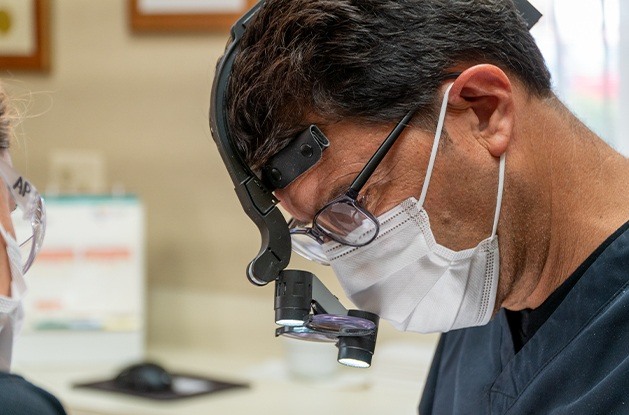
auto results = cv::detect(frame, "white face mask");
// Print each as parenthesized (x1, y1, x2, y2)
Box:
(0, 222, 26, 371)
(323, 83, 506, 333)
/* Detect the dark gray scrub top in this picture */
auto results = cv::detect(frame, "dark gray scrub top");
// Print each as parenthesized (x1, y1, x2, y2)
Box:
(419, 223, 629, 415)
(0, 372, 67, 415)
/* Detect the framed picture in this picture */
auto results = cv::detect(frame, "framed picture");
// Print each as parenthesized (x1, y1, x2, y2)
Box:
(129, 0, 257, 32)
(0, 0, 50, 71)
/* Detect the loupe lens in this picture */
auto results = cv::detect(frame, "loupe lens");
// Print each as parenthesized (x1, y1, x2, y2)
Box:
(275, 270, 313, 326)
(305, 314, 376, 336)
(276, 325, 338, 343)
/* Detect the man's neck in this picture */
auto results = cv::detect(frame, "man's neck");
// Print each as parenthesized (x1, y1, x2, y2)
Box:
(503, 99, 629, 310)
(523, 104, 628, 309)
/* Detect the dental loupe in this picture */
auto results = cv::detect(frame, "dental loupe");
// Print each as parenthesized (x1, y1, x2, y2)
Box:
(209, 0, 379, 368)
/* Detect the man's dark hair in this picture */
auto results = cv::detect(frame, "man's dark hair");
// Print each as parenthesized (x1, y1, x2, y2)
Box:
(226, 0, 552, 170)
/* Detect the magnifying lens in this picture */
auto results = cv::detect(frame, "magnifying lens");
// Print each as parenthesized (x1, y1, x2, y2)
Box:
(272, 269, 379, 367)
(306, 314, 376, 336)
(276, 309, 379, 368)
(275, 326, 338, 343)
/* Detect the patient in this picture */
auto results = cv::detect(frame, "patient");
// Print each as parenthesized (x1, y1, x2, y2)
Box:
(0, 85, 67, 414)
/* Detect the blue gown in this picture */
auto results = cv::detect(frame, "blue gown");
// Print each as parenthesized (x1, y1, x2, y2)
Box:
(419, 225, 629, 415)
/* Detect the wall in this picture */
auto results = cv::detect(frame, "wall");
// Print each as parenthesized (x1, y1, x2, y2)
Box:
(1, 0, 398, 351)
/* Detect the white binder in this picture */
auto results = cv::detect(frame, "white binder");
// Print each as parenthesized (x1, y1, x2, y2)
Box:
(13, 195, 145, 366)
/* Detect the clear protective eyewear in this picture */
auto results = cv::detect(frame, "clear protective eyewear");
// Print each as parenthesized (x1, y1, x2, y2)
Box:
(288, 109, 417, 265)
(0, 158, 46, 273)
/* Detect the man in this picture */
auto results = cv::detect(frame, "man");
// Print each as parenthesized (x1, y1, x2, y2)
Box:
(222, 0, 629, 413)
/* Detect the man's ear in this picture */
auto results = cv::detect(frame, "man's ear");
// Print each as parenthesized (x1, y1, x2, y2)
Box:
(447, 64, 514, 157)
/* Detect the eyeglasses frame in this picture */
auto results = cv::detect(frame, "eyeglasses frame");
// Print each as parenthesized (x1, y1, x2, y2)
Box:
(289, 108, 418, 247)
(0, 157, 46, 273)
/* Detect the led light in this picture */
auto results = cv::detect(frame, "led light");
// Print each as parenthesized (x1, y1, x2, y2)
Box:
(338, 358, 370, 368)
(276, 319, 305, 327)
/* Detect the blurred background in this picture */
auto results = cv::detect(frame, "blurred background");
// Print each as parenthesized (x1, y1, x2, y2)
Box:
(4, 0, 285, 353)
(0, 0, 626, 414)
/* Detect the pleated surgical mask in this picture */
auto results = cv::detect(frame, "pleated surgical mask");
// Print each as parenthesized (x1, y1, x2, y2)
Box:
(324, 84, 506, 333)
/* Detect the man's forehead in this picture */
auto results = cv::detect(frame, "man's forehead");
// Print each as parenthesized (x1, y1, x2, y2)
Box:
(259, 114, 384, 192)
(277, 168, 336, 219)
(277, 150, 368, 222)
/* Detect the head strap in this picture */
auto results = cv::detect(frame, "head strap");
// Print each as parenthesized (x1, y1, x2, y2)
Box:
(513, 0, 542, 29)
(261, 125, 330, 190)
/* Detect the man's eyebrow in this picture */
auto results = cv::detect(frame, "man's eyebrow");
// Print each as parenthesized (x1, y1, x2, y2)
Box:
(315, 182, 349, 214)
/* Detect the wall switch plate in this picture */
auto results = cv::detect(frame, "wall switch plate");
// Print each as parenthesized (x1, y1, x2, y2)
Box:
(49, 150, 106, 194)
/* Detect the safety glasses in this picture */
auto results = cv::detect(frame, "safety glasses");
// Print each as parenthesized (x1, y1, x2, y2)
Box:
(288, 109, 417, 265)
(0, 158, 46, 273)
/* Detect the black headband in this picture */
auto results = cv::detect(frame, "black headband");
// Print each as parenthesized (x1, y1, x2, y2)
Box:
(514, 0, 543, 29)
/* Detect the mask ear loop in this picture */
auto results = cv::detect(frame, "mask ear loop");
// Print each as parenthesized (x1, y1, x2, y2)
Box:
(491, 154, 506, 239)
(418, 83, 454, 207)
(417, 83, 506, 239)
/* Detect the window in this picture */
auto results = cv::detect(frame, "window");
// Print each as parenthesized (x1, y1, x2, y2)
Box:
(530, 0, 627, 155)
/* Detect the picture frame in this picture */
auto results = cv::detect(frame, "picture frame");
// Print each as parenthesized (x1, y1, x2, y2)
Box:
(0, 0, 50, 71)
(129, 0, 257, 32)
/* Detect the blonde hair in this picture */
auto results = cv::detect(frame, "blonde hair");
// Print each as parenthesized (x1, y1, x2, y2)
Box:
(0, 86, 11, 150)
